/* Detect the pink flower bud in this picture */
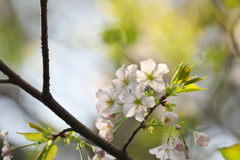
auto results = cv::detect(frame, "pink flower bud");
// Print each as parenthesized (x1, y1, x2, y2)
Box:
(175, 124, 181, 130)
(193, 132, 210, 147)
(184, 149, 190, 159)
(1, 147, 14, 157)
(107, 113, 116, 120)
(172, 139, 185, 151)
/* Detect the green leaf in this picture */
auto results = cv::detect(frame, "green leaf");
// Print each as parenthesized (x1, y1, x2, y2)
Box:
(183, 76, 206, 86)
(175, 84, 207, 93)
(150, 119, 157, 125)
(36, 142, 57, 160)
(177, 64, 192, 84)
(218, 143, 240, 160)
(171, 62, 183, 84)
(17, 132, 44, 141)
(26, 121, 45, 132)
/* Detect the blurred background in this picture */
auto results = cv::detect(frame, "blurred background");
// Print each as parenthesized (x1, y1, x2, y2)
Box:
(0, 0, 240, 159)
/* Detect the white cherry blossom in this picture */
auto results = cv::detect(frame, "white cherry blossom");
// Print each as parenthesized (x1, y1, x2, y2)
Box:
(149, 144, 179, 160)
(162, 112, 178, 126)
(95, 118, 115, 142)
(96, 85, 122, 118)
(112, 64, 138, 93)
(193, 132, 210, 147)
(121, 84, 155, 122)
(136, 59, 169, 92)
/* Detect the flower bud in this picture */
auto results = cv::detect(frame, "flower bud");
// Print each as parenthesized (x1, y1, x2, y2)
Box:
(193, 132, 210, 147)
(174, 124, 181, 130)
(1, 147, 14, 157)
(184, 149, 190, 159)
(107, 113, 116, 120)
(172, 139, 185, 151)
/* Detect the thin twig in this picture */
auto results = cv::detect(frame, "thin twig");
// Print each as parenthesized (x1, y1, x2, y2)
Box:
(40, 0, 51, 97)
(52, 128, 74, 141)
(122, 94, 168, 152)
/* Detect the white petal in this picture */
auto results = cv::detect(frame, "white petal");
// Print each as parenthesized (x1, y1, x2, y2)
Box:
(141, 97, 155, 108)
(149, 146, 160, 154)
(96, 89, 108, 100)
(136, 70, 146, 81)
(112, 79, 122, 89)
(140, 59, 156, 72)
(3, 156, 11, 160)
(110, 104, 122, 113)
(135, 109, 146, 122)
(151, 79, 165, 92)
(121, 92, 135, 103)
(103, 153, 115, 160)
(116, 65, 127, 79)
(123, 104, 136, 117)
(127, 64, 138, 74)
(156, 149, 167, 160)
(168, 150, 180, 160)
(135, 84, 145, 96)
(154, 63, 169, 75)
(96, 101, 108, 114)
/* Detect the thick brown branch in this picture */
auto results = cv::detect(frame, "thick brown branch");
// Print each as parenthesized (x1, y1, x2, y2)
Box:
(0, 79, 11, 84)
(0, 60, 132, 160)
(40, 0, 51, 97)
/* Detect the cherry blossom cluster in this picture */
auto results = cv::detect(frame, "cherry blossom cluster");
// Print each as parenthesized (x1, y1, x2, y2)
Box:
(94, 59, 210, 160)
(96, 59, 168, 122)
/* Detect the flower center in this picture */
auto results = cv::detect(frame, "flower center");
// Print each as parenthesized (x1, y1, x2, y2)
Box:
(107, 125, 113, 130)
(120, 77, 130, 86)
(105, 98, 114, 107)
(133, 98, 143, 107)
(145, 71, 156, 81)
(164, 116, 171, 123)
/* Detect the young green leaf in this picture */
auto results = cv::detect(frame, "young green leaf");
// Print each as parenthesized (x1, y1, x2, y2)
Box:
(150, 119, 157, 125)
(177, 64, 192, 84)
(183, 76, 206, 86)
(175, 84, 207, 93)
(171, 62, 183, 84)
(26, 121, 45, 132)
(17, 132, 44, 141)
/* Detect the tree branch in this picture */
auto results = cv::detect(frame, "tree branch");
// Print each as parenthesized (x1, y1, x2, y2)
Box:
(40, 0, 51, 97)
(0, 60, 132, 160)
(122, 94, 168, 151)
(0, 79, 11, 84)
